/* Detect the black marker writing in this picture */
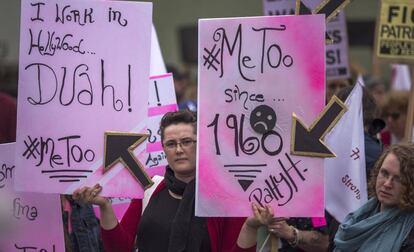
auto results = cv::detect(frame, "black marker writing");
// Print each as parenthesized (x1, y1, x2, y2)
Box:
(224, 84, 264, 110)
(207, 113, 283, 157)
(24, 60, 131, 112)
(15, 244, 56, 252)
(249, 153, 306, 207)
(108, 7, 128, 27)
(28, 29, 87, 56)
(0, 163, 14, 189)
(145, 152, 167, 168)
(22, 135, 95, 169)
(30, 2, 45, 22)
(13, 197, 38, 221)
(209, 24, 293, 81)
(55, 4, 94, 26)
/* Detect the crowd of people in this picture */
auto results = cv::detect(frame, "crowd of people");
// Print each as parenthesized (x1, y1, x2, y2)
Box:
(1, 59, 414, 251)
(69, 68, 414, 252)
(1, 1, 414, 248)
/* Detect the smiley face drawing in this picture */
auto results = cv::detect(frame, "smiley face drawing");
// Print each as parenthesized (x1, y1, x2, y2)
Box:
(250, 105, 276, 134)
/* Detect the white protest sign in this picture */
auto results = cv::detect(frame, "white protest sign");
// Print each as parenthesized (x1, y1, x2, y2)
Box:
(15, 0, 152, 198)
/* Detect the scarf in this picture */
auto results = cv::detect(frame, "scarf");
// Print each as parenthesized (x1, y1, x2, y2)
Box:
(165, 166, 209, 252)
(334, 198, 414, 252)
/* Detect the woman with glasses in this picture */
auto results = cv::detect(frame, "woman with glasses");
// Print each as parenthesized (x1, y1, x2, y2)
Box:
(333, 143, 414, 252)
(380, 91, 411, 146)
(73, 110, 267, 252)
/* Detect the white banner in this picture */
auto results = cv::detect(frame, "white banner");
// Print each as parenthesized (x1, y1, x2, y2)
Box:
(325, 78, 367, 222)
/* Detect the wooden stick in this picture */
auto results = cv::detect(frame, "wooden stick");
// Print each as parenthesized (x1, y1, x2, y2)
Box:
(404, 65, 414, 143)
(270, 234, 279, 252)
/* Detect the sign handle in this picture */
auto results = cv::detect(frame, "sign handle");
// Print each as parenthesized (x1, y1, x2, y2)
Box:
(270, 234, 279, 252)
(404, 65, 414, 143)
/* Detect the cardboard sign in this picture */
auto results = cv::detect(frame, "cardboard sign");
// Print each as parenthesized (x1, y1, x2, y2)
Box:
(375, 0, 414, 63)
(0, 143, 65, 252)
(263, 0, 350, 80)
(197, 15, 325, 217)
(15, 0, 152, 198)
(145, 74, 178, 177)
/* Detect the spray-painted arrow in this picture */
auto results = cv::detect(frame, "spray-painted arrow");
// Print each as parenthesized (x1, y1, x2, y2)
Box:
(104, 132, 153, 189)
(291, 96, 347, 157)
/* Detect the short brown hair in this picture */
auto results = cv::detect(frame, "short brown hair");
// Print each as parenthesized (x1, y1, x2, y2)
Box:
(381, 90, 409, 117)
(159, 110, 197, 143)
(368, 143, 414, 210)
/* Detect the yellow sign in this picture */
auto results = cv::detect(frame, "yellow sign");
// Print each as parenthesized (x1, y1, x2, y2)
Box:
(375, 0, 414, 63)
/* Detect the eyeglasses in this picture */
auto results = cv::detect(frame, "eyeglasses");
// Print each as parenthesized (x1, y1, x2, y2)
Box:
(378, 169, 401, 185)
(163, 138, 196, 151)
(385, 112, 401, 121)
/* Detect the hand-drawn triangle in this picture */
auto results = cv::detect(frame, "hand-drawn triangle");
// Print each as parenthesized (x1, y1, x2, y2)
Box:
(238, 179, 254, 191)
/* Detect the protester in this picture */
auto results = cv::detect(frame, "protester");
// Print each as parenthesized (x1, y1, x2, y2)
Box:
(73, 110, 261, 252)
(380, 91, 411, 145)
(265, 217, 329, 252)
(363, 74, 387, 107)
(325, 84, 384, 251)
(166, 64, 198, 111)
(326, 78, 352, 104)
(333, 143, 414, 251)
(242, 210, 328, 251)
(0, 92, 16, 144)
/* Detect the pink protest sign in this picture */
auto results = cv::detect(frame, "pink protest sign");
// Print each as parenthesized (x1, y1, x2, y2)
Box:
(15, 0, 152, 198)
(263, 0, 350, 80)
(0, 143, 65, 252)
(145, 74, 178, 177)
(197, 15, 326, 217)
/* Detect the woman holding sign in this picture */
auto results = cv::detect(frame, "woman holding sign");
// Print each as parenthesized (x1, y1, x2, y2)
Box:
(333, 143, 414, 252)
(74, 110, 268, 252)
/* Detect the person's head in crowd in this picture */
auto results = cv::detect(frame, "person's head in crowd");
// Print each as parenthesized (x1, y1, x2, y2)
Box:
(166, 64, 190, 103)
(363, 74, 387, 107)
(326, 78, 352, 103)
(0, 92, 17, 144)
(336, 85, 384, 137)
(178, 100, 197, 112)
(368, 143, 414, 211)
(160, 109, 197, 182)
(381, 90, 410, 143)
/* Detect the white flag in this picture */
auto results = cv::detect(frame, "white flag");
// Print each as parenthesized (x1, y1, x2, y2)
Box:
(391, 64, 411, 91)
(150, 25, 166, 75)
(325, 79, 367, 222)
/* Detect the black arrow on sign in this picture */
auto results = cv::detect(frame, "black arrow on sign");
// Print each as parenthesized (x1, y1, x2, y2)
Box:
(104, 132, 153, 189)
(296, 0, 353, 23)
(291, 96, 347, 157)
(295, 0, 353, 43)
(295, 1, 312, 15)
(313, 0, 353, 24)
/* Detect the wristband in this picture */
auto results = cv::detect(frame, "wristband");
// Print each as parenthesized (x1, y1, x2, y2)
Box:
(287, 226, 299, 247)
